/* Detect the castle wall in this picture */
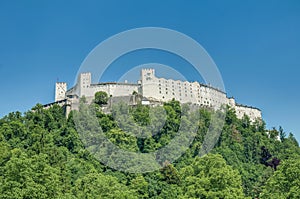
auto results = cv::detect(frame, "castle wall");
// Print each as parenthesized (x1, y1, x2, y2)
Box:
(79, 83, 139, 99)
(140, 69, 261, 121)
(57, 68, 262, 122)
(234, 104, 262, 121)
(66, 72, 140, 100)
(140, 68, 228, 109)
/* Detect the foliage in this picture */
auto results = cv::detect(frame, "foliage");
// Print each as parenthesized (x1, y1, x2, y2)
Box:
(180, 154, 246, 198)
(260, 158, 300, 199)
(0, 101, 299, 198)
(94, 91, 109, 106)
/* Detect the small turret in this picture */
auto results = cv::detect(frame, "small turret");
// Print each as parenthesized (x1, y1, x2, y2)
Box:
(141, 68, 155, 82)
(55, 82, 67, 102)
(228, 97, 236, 106)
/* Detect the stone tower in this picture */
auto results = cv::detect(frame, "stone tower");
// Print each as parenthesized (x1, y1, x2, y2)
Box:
(141, 68, 155, 82)
(55, 82, 67, 102)
(140, 68, 157, 99)
(77, 72, 91, 97)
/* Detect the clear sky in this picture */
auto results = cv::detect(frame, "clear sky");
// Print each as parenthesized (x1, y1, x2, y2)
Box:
(0, 1, 299, 141)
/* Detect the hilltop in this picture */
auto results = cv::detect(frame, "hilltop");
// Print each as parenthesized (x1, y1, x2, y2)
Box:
(0, 96, 299, 198)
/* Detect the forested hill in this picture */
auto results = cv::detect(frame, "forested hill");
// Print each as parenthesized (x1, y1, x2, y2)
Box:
(0, 99, 299, 199)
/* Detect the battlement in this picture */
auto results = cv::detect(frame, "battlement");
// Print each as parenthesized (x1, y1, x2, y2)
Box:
(142, 68, 155, 72)
(141, 68, 155, 78)
(79, 72, 91, 76)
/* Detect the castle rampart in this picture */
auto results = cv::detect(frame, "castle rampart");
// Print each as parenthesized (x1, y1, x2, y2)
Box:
(54, 68, 262, 121)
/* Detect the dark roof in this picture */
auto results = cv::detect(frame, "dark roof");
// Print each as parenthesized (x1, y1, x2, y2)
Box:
(91, 82, 139, 86)
(43, 99, 67, 107)
(235, 103, 261, 111)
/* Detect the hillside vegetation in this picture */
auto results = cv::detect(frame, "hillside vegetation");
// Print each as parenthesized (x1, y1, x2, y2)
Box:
(0, 97, 299, 198)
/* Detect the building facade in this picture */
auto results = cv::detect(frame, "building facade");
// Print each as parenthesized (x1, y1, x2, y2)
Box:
(140, 69, 228, 109)
(54, 68, 261, 121)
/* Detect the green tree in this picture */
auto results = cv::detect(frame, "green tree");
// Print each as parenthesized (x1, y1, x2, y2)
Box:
(94, 91, 109, 105)
(106, 128, 139, 152)
(279, 126, 286, 141)
(261, 158, 300, 199)
(160, 161, 181, 185)
(73, 173, 137, 199)
(130, 175, 149, 199)
(0, 149, 63, 199)
(180, 154, 247, 199)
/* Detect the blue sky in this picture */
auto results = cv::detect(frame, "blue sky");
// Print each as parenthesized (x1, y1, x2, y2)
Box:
(0, 1, 299, 141)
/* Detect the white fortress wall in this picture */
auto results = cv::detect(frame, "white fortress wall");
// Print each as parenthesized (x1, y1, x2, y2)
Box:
(235, 104, 262, 121)
(80, 82, 139, 98)
(55, 68, 262, 121)
(140, 68, 228, 109)
(140, 68, 261, 121)
(87, 83, 140, 97)
(199, 84, 228, 109)
(66, 72, 140, 100)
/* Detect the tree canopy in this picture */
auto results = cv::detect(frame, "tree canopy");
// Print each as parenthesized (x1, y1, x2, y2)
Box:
(0, 100, 299, 198)
(94, 91, 109, 106)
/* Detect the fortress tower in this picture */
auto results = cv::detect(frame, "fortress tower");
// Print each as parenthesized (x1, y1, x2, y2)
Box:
(55, 82, 67, 102)
(140, 68, 159, 100)
(77, 72, 92, 97)
(141, 68, 155, 81)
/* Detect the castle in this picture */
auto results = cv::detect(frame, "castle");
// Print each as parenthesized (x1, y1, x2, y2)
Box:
(50, 69, 261, 121)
